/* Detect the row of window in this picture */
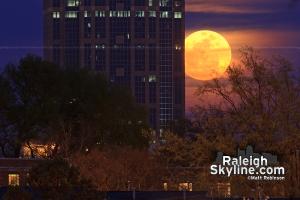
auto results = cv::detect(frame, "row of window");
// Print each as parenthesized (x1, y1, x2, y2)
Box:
(54, 17, 181, 39)
(52, 43, 182, 52)
(53, 0, 180, 7)
(54, 23, 182, 40)
(53, 11, 182, 19)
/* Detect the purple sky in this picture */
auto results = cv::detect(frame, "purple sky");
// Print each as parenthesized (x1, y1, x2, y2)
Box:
(0, 0, 43, 69)
(184, 0, 300, 109)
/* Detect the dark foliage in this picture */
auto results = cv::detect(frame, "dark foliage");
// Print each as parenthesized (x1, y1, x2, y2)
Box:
(0, 55, 149, 158)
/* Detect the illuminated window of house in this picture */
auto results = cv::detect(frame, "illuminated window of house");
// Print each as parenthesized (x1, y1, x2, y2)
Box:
(217, 182, 231, 197)
(179, 182, 192, 191)
(8, 174, 20, 186)
(163, 182, 168, 191)
(174, 1, 181, 7)
(174, 12, 182, 19)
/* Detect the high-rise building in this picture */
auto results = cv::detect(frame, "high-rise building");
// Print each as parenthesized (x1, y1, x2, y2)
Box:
(43, 0, 185, 132)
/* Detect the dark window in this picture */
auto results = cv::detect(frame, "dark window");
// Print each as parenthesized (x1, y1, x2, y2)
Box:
(109, 0, 131, 10)
(84, 44, 92, 69)
(64, 18, 80, 68)
(53, 45, 60, 65)
(174, 77, 183, 104)
(134, 18, 145, 38)
(95, 18, 106, 38)
(53, 20, 60, 40)
(135, 76, 146, 104)
(95, 0, 106, 6)
(174, 108, 183, 121)
(149, 108, 157, 129)
(135, 45, 145, 71)
(84, 0, 91, 6)
(149, 44, 156, 71)
(95, 45, 106, 71)
(149, 81, 156, 103)
(174, 20, 183, 40)
(52, 0, 60, 7)
(110, 18, 131, 85)
(174, 48, 183, 72)
(110, 47, 130, 84)
(149, 18, 156, 39)
(110, 18, 130, 45)
(135, 0, 145, 6)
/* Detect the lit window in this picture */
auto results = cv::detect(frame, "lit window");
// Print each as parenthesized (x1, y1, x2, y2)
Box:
(159, 0, 169, 7)
(95, 44, 105, 49)
(135, 76, 146, 104)
(65, 11, 78, 18)
(67, 0, 80, 7)
(84, 11, 91, 18)
(149, 11, 156, 17)
(95, 10, 105, 17)
(174, 12, 182, 19)
(109, 11, 130, 18)
(179, 182, 192, 191)
(52, 12, 60, 19)
(149, 75, 157, 82)
(175, 45, 182, 50)
(149, 0, 153, 6)
(8, 174, 20, 186)
(160, 11, 170, 18)
(136, 11, 145, 17)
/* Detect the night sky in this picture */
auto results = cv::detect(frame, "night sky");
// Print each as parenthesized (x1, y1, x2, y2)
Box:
(184, 0, 300, 109)
(0, 0, 43, 68)
(0, 0, 299, 109)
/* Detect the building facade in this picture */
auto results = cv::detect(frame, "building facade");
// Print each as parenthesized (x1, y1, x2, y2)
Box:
(43, 0, 185, 132)
(0, 158, 42, 187)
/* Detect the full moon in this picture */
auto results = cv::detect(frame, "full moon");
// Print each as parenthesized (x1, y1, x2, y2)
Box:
(185, 30, 232, 80)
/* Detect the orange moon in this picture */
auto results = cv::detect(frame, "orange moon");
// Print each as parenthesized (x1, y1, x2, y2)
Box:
(185, 30, 232, 80)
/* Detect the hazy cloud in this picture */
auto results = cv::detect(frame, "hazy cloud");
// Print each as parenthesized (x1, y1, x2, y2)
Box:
(186, 0, 296, 14)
